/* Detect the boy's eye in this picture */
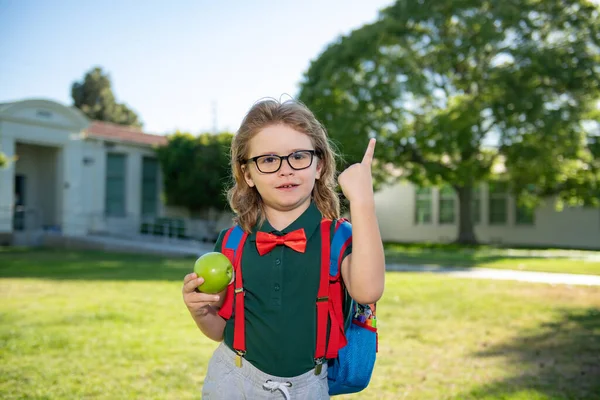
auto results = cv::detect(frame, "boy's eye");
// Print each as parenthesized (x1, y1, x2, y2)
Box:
(259, 156, 278, 164)
(292, 152, 309, 160)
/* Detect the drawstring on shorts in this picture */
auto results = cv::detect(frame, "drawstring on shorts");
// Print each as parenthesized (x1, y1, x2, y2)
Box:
(263, 379, 293, 400)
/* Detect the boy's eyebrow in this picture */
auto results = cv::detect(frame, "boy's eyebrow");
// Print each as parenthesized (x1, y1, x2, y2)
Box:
(252, 148, 316, 157)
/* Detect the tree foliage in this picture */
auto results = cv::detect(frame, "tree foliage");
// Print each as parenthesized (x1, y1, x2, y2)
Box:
(299, 0, 600, 243)
(156, 132, 233, 213)
(71, 67, 142, 127)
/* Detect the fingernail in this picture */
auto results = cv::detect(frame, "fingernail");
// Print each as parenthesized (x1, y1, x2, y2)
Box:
(214, 296, 220, 301)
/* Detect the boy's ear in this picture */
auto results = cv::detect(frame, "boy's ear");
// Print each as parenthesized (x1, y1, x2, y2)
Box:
(315, 159, 323, 180)
(242, 164, 255, 187)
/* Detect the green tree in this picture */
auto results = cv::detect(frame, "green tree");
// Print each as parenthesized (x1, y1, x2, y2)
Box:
(299, 0, 600, 244)
(156, 132, 233, 235)
(71, 67, 142, 127)
(0, 152, 6, 168)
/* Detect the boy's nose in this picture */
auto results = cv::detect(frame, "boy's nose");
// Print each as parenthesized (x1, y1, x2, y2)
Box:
(278, 160, 295, 175)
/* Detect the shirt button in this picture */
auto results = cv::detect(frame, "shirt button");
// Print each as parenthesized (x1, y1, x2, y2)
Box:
(275, 259, 281, 265)
(274, 284, 280, 291)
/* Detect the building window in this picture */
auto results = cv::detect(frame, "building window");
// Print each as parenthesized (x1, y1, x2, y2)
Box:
(488, 182, 508, 225)
(141, 157, 159, 217)
(105, 153, 126, 217)
(438, 186, 455, 224)
(472, 185, 481, 225)
(515, 201, 535, 225)
(415, 187, 432, 224)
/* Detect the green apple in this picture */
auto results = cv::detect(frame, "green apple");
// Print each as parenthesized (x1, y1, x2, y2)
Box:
(193, 252, 233, 294)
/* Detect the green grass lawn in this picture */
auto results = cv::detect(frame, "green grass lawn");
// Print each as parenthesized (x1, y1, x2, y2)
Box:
(1, 249, 599, 400)
(384, 243, 600, 275)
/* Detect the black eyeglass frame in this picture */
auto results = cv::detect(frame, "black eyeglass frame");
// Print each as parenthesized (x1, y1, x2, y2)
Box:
(243, 150, 318, 174)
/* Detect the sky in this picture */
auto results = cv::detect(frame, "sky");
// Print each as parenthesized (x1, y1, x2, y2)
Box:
(0, 0, 394, 135)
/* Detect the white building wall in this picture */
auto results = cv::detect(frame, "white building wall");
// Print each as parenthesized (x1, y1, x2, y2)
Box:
(1, 120, 73, 147)
(0, 100, 175, 239)
(92, 141, 164, 236)
(0, 129, 16, 233)
(61, 138, 86, 236)
(10, 105, 76, 127)
(55, 146, 65, 230)
(0, 100, 89, 236)
(374, 182, 600, 250)
(80, 139, 106, 232)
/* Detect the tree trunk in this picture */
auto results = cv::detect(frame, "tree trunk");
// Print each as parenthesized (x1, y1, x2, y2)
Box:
(456, 185, 478, 245)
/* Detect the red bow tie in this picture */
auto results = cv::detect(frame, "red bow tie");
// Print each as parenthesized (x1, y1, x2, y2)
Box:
(256, 229, 307, 256)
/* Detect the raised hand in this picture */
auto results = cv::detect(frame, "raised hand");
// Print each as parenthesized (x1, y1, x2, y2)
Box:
(337, 138, 376, 205)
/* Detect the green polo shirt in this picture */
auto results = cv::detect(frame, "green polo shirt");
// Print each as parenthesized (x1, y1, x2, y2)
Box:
(213, 202, 352, 377)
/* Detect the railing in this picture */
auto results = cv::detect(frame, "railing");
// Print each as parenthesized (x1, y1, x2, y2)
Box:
(0, 205, 46, 246)
(0, 205, 225, 245)
(0, 205, 44, 232)
(86, 212, 219, 244)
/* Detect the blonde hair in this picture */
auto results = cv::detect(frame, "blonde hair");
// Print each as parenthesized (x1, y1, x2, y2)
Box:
(227, 98, 340, 232)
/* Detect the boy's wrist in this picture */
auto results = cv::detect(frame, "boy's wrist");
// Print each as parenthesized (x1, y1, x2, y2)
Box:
(349, 199, 375, 213)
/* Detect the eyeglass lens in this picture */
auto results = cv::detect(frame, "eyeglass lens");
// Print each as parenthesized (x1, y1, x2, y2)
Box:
(256, 151, 313, 173)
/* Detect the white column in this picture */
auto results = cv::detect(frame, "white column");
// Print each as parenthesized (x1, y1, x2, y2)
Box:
(128, 151, 142, 218)
(432, 187, 440, 226)
(481, 183, 490, 226)
(508, 193, 516, 226)
(0, 135, 15, 233)
(61, 138, 86, 236)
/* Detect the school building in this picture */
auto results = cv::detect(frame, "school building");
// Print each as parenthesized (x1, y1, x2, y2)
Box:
(0, 99, 170, 245)
(1, 98, 599, 250)
(373, 182, 600, 250)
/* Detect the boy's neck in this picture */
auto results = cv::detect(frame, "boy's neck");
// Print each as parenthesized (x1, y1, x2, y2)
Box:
(264, 199, 311, 232)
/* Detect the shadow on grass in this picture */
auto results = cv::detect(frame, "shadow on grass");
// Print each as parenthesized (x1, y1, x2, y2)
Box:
(456, 308, 600, 400)
(0, 248, 197, 281)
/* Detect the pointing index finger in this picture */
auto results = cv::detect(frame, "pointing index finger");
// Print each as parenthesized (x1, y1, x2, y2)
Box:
(361, 138, 376, 166)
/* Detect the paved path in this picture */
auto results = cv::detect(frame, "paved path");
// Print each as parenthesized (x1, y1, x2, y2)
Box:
(387, 264, 600, 286)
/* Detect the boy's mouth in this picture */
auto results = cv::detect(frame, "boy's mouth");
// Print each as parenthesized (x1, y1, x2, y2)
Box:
(276, 184, 299, 189)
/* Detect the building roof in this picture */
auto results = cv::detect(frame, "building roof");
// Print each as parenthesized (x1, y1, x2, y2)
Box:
(86, 120, 167, 147)
(0, 99, 168, 147)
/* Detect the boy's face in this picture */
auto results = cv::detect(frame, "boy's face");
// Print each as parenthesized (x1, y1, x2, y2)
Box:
(242, 123, 322, 214)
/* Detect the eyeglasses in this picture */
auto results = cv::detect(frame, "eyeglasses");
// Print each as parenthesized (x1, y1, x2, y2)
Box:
(244, 150, 317, 174)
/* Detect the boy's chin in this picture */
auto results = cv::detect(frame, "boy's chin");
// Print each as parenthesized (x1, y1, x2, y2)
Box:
(267, 195, 311, 210)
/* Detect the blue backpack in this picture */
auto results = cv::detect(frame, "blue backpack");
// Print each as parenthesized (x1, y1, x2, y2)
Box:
(217, 219, 378, 396)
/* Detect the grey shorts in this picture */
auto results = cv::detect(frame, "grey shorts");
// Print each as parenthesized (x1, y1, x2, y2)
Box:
(201, 342, 329, 400)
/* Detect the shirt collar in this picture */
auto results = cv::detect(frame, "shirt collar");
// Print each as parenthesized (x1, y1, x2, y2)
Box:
(251, 201, 322, 241)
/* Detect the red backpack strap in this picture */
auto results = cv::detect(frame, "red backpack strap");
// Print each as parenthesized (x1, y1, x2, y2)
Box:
(326, 281, 347, 359)
(216, 226, 248, 321)
(328, 218, 352, 358)
(217, 228, 236, 320)
(316, 218, 353, 362)
(216, 225, 249, 366)
(231, 231, 248, 364)
(314, 218, 332, 368)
